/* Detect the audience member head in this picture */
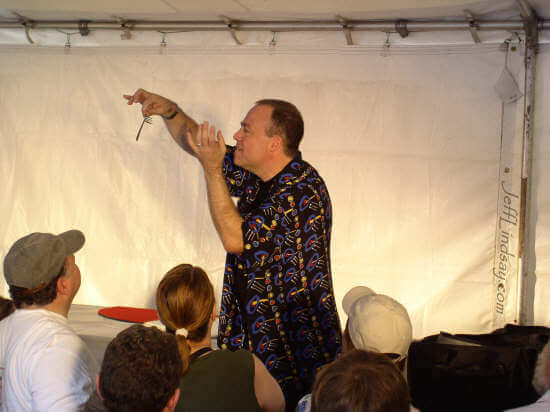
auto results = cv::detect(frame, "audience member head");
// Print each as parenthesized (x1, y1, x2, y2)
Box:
(98, 324, 182, 412)
(533, 341, 550, 396)
(0, 296, 15, 321)
(342, 286, 412, 371)
(255, 99, 304, 157)
(156, 264, 215, 373)
(311, 349, 410, 412)
(3, 230, 85, 310)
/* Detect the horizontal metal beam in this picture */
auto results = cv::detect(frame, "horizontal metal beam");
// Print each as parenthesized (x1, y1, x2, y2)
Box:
(0, 18, 545, 33)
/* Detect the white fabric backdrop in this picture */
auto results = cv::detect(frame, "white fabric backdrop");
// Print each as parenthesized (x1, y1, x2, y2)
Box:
(0, 39, 548, 340)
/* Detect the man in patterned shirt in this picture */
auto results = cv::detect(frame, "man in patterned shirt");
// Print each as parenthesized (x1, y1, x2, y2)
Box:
(124, 89, 342, 410)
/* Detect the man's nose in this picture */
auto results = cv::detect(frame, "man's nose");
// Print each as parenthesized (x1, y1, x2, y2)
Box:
(234, 129, 243, 141)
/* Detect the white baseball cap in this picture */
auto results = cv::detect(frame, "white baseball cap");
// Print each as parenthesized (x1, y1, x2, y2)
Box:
(343, 286, 412, 360)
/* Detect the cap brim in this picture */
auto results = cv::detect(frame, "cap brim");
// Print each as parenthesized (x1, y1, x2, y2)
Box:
(59, 230, 85, 255)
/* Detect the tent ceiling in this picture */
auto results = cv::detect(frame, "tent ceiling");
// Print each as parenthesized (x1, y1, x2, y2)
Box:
(0, 0, 549, 21)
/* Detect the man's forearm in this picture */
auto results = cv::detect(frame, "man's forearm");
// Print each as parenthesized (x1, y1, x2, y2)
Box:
(203, 168, 244, 254)
(162, 102, 199, 155)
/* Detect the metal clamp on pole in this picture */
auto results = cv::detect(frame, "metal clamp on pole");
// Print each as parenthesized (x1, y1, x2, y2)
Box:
(114, 16, 133, 40)
(221, 16, 242, 45)
(78, 20, 90, 36)
(464, 10, 481, 43)
(395, 20, 409, 38)
(13, 12, 35, 44)
(122, 22, 134, 40)
(337, 15, 354, 45)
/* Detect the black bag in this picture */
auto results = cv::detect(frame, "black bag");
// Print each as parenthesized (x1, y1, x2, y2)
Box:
(407, 324, 550, 412)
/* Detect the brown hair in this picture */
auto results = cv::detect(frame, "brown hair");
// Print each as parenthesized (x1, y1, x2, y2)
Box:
(156, 264, 215, 373)
(256, 99, 304, 157)
(99, 324, 182, 412)
(342, 319, 355, 352)
(0, 296, 15, 320)
(8, 265, 65, 309)
(311, 349, 410, 412)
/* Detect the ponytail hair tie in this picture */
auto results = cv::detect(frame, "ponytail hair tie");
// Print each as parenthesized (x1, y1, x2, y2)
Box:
(175, 327, 189, 338)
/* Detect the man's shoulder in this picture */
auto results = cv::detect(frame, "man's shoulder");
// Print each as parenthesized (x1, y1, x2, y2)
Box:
(289, 157, 327, 184)
(2, 309, 81, 348)
(275, 158, 330, 198)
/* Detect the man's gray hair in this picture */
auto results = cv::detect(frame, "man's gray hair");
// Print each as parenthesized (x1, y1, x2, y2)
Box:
(532, 341, 550, 395)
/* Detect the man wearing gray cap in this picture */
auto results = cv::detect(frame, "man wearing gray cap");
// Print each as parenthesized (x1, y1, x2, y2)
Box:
(0, 230, 96, 411)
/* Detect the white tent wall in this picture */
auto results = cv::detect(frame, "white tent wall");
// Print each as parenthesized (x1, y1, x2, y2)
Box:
(0, 40, 546, 340)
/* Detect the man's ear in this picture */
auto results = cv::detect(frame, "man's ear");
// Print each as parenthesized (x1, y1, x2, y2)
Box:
(95, 375, 103, 399)
(56, 266, 70, 296)
(165, 388, 180, 412)
(269, 135, 284, 153)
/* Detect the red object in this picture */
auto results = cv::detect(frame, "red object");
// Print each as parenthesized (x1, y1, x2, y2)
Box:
(98, 306, 159, 323)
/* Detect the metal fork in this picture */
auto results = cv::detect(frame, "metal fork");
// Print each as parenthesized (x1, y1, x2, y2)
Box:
(135, 116, 152, 141)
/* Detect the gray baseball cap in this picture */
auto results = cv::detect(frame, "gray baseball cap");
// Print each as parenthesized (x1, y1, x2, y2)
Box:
(4, 230, 85, 289)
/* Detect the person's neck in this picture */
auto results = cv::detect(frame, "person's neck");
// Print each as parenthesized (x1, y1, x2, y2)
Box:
(188, 334, 212, 354)
(256, 153, 294, 182)
(23, 298, 71, 318)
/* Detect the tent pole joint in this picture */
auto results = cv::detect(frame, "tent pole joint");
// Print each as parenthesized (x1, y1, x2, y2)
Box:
(221, 16, 242, 45)
(516, 0, 539, 51)
(13, 13, 35, 44)
(464, 10, 481, 43)
(337, 15, 354, 45)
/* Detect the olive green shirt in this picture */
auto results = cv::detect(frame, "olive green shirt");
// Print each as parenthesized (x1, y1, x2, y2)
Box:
(176, 349, 262, 412)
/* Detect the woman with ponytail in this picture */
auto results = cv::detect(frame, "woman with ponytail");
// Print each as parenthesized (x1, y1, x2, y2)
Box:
(156, 264, 285, 412)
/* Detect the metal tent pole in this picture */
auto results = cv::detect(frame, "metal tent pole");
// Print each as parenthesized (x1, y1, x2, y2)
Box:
(0, 18, 545, 33)
(516, 0, 539, 325)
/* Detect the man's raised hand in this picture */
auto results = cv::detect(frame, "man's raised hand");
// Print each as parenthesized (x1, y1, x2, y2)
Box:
(123, 89, 176, 118)
(187, 121, 226, 170)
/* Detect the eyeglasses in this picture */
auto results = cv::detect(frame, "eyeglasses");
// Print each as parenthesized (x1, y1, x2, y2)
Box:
(135, 116, 152, 141)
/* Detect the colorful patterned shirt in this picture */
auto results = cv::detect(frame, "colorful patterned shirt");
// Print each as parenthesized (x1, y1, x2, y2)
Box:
(217, 146, 342, 409)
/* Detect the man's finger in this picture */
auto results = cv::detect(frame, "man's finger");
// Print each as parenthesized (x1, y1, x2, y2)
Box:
(200, 122, 209, 147)
(217, 130, 225, 148)
(209, 125, 216, 144)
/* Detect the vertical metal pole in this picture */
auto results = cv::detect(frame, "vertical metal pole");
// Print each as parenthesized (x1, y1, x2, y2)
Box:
(516, 0, 538, 325)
